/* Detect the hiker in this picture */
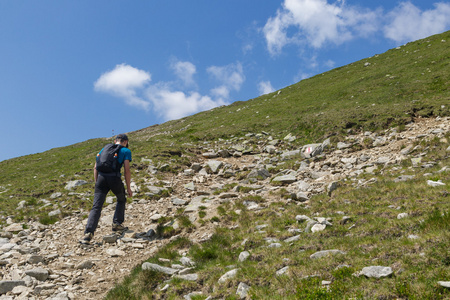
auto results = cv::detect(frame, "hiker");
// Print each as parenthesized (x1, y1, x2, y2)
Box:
(81, 133, 132, 243)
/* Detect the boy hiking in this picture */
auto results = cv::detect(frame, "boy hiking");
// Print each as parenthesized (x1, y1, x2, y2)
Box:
(80, 133, 132, 244)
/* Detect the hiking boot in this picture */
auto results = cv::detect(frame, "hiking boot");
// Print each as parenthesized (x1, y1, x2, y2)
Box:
(80, 232, 93, 244)
(112, 223, 128, 232)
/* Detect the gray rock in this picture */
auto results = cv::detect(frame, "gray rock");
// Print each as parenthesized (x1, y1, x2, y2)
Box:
(236, 282, 250, 299)
(375, 156, 390, 165)
(25, 268, 49, 281)
(0, 281, 26, 295)
(310, 250, 346, 259)
(276, 266, 289, 276)
(302, 144, 323, 158)
(103, 234, 118, 244)
(284, 235, 301, 243)
(76, 260, 94, 269)
(272, 175, 297, 184)
(411, 157, 422, 167)
(218, 149, 231, 158)
(171, 197, 187, 206)
(284, 133, 296, 142)
(174, 273, 198, 281)
(28, 255, 44, 264)
(296, 192, 309, 202)
(239, 251, 250, 262)
(400, 145, 414, 155)
(202, 152, 218, 158)
(191, 163, 202, 172)
(142, 262, 178, 275)
(218, 268, 239, 283)
(438, 281, 450, 288)
(180, 257, 195, 267)
(207, 160, 223, 174)
(327, 181, 339, 196)
(264, 145, 277, 154)
(337, 142, 352, 149)
(393, 175, 415, 182)
(48, 209, 61, 217)
(281, 150, 300, 159)
(64, 180, 88, 190)
(296, 181, 311, 191)
(360, 266, 393, 278)
(219, 192, 239, 199)
(184, 182, 196, 191)
(50, 192, 62, 199)
(311, 223, 326, 232)
(268, 243, 282, 248)
(427, 180, 445, 187)
(4, 223, 23, 232)
(247, 168, 271, 180)
(397, 213, 408, 219)
(106, 248, 125, 257)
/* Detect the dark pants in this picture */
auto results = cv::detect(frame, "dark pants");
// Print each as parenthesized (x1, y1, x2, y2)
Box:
(85, 174, 126, 234)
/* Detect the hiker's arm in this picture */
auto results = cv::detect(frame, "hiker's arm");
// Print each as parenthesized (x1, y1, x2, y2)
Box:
(124, 160, 132, 197)
(94, 162, 98, 183)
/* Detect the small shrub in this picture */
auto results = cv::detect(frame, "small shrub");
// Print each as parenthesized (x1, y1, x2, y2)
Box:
(39, 215, 58, 225)
(210, 216, 220, 222)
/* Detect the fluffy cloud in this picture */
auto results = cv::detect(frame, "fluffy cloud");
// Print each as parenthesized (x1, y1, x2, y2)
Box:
(94, 64, 151, 110)
(170, 59, 197, 87)
(258, 81, 275, 95)
(263, 0, 449, 55)
(95, 61, 242, 121)
(207, 62, 245, 99)
(263, 0, 379, 54)
(384, 2, 450, 43)
(146, 86, 227, 120)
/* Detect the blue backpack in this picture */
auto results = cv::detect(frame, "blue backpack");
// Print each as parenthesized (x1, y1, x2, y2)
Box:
(96, 144, 124, 174)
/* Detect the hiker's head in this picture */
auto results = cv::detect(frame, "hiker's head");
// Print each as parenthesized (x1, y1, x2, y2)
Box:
(115, 133, 129, 148)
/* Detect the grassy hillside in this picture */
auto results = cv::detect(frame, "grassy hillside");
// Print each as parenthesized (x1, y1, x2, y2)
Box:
(0, 31, 449, 223)
(0, 31, 449, 300)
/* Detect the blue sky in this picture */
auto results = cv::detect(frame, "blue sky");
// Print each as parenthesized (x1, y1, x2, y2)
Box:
(1, 0, 449, 162)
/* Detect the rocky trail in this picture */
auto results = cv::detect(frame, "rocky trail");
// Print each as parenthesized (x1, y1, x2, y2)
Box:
(1, 117, 449, 299)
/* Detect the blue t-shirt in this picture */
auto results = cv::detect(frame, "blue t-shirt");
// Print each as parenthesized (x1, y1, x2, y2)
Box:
(117, 147, 132, 165)
(97, 145, 132, 174)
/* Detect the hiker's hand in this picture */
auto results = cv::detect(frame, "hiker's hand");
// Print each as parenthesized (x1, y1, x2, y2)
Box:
(127, 189, 133, 197)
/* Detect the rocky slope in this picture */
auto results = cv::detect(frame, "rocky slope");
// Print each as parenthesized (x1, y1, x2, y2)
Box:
(0, 116, 449, 299)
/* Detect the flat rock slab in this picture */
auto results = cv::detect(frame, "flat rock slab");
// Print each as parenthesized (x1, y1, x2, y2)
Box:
(272, 175, 297, 184)
(0, 281, 26, 295)
(142, 262, 178, 275)
(438, 281, 450, 288)
(310, 250, 346, 259)
(25, 268, 49, 281)
(218, 268, 239, 284)
(360, 266, 393, 278)
(173, 273, 198, 281)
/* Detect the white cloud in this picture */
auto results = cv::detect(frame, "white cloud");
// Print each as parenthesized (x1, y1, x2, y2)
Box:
(264, 0, 450, 56)
(94, 64, 151, 111)
(258, 81, 275, 95)
(384, 2, 450, 43)
(263, 0, 380, 55)
(95, 61, 238, 122)
(324, 59, 336, 68)
(170, 59, 197, 87)
(146, 86, 227, 120)
(207, 62, 245, 90)
(207, 62, 245, 100)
